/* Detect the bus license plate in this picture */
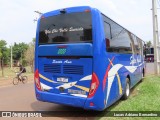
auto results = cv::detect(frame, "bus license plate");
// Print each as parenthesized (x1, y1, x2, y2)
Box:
(57, 77, 68, 83)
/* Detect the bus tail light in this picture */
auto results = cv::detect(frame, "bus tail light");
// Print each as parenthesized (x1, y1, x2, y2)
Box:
(90, 102, 94, 106)
(88, 73, 99, 98)
(34, 69, 41, 91)
(85, 9, 90, 12)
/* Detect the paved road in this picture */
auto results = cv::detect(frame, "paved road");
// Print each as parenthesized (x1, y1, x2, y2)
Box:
(0, 82, 55, 111)
(145, 62, 155, 75)
(0, 83, 96, 119)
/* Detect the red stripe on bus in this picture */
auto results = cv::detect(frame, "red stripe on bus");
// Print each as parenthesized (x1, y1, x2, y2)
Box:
(103, 57, 115, 91)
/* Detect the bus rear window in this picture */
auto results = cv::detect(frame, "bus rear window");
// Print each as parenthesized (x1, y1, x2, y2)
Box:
(39, 12, 92, 44)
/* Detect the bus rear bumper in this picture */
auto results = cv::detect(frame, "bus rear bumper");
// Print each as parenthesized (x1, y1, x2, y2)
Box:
(35, 89, 86, 108)
(35, 89, 105, 111)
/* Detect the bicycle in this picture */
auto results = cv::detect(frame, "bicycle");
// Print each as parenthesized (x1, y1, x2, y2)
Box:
(13, 72, 28, 85)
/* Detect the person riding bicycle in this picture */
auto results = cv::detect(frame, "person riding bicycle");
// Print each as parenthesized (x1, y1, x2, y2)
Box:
(13, 64, 27, 85)
(17, 64, 26, 78)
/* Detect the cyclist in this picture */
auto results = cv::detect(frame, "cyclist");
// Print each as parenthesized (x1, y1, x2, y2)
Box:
(13, 64, 27, 85)
(17, 64, 26, 79)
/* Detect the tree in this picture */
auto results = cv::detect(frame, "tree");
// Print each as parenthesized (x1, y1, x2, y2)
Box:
(0, 40, 8, 76)
(25, 38, 35, 72)
(0, 40, 7, 58)
(146, 41, 153, 54)
(146, 41, 152, 48)
(12, 42, 28, 65)
(0, 40, 10, 65)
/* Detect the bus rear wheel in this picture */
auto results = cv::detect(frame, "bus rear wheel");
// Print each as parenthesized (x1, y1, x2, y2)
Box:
(140, 68, 145, 82)
(121, 78, 130, 100)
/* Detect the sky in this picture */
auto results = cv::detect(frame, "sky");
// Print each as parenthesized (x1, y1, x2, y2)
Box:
(0, 0, 158, 46)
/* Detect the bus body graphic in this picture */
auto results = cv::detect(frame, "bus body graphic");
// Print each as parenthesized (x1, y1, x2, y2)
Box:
(34, 6, 145, 111)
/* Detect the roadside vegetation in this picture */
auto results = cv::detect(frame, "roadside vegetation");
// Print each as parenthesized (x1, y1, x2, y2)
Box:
(0, 66, 33, 86)
(99, 75, 160, 120)
(0, 38, 35, 77)
(0, 66, 33, 78)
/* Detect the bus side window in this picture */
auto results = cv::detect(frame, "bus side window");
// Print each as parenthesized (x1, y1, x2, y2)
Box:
(104, 22, 112, 39)
(102, 14, 132, 54)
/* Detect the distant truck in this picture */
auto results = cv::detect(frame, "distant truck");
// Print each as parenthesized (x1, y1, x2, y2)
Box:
(145, 47, 154, 62)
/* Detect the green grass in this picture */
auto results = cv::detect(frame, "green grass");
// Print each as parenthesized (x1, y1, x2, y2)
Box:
(0, 66, 33, 80)
(99, 75, 160, 120)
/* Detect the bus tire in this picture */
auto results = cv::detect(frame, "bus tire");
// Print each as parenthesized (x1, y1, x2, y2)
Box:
(121, 77, 130, 100)
(140, 68, 145, 82)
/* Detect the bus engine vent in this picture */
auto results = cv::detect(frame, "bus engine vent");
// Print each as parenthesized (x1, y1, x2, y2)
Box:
(63, 65, 83, 75)
(44, 64, 61, 73)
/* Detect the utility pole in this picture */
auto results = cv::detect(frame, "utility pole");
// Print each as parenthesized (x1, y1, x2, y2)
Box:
(34, 11, 42, 15)
(152, 0, 160, 75)
(21, 52, 22, 64)
(1, 57, 4, 77)
(1, 48, 4, 77)
(34, 11, 42, 22)
(10, 45, 13, 69)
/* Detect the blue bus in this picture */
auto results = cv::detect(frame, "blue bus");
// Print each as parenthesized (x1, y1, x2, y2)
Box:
(34, 6, 145, 111)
